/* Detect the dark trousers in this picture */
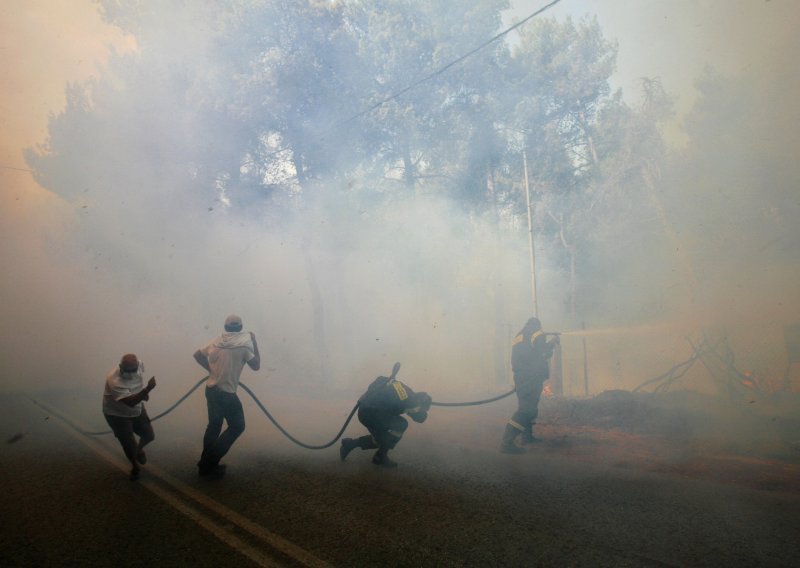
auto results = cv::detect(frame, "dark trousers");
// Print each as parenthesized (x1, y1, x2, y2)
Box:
(509, 380, 544, 433)
(200, 386, 245, 467)
(358, 407, 408, 450)
(104, 408, 154, 466)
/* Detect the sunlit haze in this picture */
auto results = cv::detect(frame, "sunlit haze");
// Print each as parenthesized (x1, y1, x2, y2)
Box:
(1, 0, 798, 404)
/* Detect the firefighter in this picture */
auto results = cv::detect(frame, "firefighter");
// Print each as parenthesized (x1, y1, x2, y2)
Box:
(340, 365, 432, 468)
(500, 317, 559, 454)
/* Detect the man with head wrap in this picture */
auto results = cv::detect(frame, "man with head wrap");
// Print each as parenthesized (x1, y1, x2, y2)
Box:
(102, 353, 157, 480)
(339, 365, 432, 468)
(500, 317, 559, 454)
(193, 314, 261, 478)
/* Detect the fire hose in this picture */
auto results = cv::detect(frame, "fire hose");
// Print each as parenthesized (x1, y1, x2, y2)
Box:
(52, 362, 518, 448)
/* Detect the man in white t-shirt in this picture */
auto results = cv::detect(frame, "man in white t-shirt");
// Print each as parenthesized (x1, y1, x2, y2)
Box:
(193, 314, 261, 478)
(102, 353, 157, 480)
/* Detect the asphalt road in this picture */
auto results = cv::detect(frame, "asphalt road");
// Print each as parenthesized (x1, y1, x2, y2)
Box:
(1, 390, 798, 567)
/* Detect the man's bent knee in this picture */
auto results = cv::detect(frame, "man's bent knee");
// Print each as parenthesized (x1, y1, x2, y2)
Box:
(230, 422, 245, 437)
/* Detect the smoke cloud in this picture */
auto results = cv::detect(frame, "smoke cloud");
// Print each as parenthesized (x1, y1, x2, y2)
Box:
(1, 0, 798, 416)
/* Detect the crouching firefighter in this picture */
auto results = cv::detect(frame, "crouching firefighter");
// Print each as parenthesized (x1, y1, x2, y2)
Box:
(340, 363, 432, 468)
(500, 317, 559, 454)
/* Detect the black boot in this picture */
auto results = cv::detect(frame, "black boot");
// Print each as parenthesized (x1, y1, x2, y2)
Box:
(198, 459, 227, 479)
(500, 423, 524, 454)
(520, 425, 539, 444)
(339, 438, 358, 461)
(372, 447, 398, 468)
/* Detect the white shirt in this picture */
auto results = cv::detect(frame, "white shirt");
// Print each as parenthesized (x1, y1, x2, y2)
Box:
(102, 362, 146, 417)
(200, 332, 255, 393)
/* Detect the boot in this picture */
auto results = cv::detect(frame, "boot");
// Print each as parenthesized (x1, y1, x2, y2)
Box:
(500, 423, 525, 454)
(372, 448, 398, 468)
(198, 459, 227, 479)
(339, 438, 358, 462)
(520, 422, 539, 444)
(520, 428, 540, 444)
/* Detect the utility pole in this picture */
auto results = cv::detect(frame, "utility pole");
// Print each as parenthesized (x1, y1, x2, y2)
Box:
(523, 150, 538, 316)
(582, 320, 589, 396)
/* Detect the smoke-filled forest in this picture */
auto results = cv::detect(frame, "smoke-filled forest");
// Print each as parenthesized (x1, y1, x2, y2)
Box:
(2, 2, 800, 566)
(6, 0, 797, 401)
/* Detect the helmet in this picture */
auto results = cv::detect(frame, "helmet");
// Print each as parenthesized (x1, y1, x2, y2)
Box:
(525, 317, 542, 332)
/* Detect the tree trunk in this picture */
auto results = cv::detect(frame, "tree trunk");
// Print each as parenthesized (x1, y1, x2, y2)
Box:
(403, 147, 415, 190)
(642, 164, 697, 306)
(295, 156, 331, 383)
(301, 240, 331, 384)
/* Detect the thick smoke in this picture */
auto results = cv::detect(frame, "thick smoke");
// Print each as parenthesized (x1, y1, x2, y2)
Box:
(2, 0, 798, 417)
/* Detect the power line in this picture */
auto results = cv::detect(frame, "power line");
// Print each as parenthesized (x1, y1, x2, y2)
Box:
(342, 0, 563, 125)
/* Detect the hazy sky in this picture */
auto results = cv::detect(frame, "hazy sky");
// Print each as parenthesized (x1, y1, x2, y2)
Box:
(1, 1, 133, 173)
(509, 0, 799, 141)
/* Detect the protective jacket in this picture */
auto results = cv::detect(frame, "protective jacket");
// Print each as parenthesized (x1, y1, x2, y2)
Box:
(511, 330, 555, 394)
(359, 376, 429, 423)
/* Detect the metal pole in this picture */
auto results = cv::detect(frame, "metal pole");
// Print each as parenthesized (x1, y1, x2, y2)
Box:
(523, 150, 538, 317)
(582, 320, 589, 396)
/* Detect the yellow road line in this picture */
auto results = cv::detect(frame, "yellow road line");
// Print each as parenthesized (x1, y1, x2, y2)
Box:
(32, 398, 331, 568)
(148, 462, 331, 568)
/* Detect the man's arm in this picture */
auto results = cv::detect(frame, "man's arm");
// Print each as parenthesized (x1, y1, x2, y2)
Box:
(544, 335, 560, 358)
(194, 349, 211, 372)
(247, 332, 261, 371)
(406, 391, 431, 423)
(120, 377, 156, 407)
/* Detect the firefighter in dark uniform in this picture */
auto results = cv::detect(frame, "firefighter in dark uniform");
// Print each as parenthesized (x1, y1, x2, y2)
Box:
(500, 317, 559, 454)
(340, 364, 432, 468)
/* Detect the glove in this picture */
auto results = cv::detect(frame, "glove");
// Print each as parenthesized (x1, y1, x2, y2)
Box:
(409, 411, 428, 424)
(407, 392, 432, 423)
(416, 392, 432, 412)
